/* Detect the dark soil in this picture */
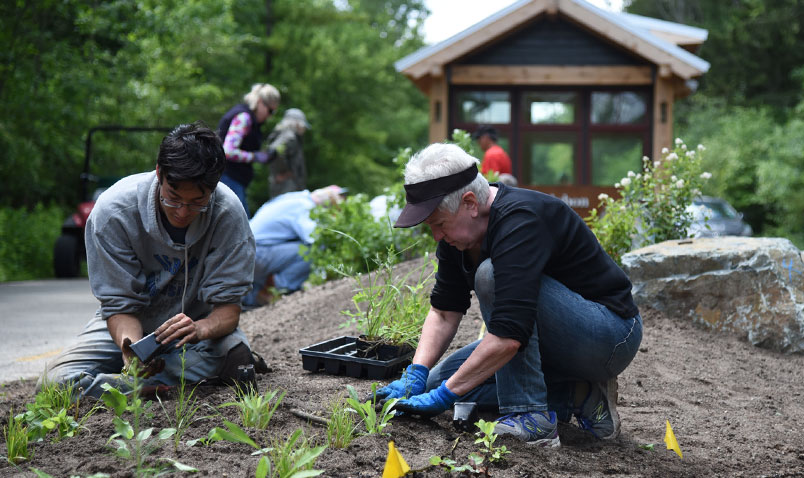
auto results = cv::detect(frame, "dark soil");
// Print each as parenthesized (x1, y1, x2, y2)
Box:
(2, 259, 804, 477)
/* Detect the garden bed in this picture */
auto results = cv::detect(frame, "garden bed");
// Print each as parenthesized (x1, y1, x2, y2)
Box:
(2, 258, 804, 477)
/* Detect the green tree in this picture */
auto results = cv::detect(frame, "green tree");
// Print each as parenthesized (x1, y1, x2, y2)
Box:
(246, 0, 429, 210)
(625, 0, 804, 109)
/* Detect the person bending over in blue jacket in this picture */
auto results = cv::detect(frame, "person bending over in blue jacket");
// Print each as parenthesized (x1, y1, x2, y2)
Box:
(39, 122, 257, 398)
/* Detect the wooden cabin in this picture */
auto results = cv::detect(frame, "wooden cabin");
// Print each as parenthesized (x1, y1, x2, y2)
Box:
(395, 0, 709, 215)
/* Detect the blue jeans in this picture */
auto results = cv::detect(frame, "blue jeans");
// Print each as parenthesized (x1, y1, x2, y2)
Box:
(243, 241, 311, 306)
(38, 311, 250, 398)
(220, 173, 249, 217)
(427, 258, 642, 419)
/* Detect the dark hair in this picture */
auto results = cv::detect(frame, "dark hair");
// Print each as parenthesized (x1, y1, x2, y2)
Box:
(471, 125, 498, 142)
(156, 121, 225, 192)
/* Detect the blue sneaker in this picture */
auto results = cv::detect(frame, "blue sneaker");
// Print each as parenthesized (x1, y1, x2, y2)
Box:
(575, 378, 620, 440)
(493, 411, 560, 447)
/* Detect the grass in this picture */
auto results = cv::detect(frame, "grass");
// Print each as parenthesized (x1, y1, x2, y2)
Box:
(3, 408, 31, 465)
(220, 386, 285, 430)
(325, 397, 357, 449)
(156, 347, 204, 452)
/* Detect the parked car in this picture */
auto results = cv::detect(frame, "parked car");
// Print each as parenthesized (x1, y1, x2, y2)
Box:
(687, 196, 753, 238)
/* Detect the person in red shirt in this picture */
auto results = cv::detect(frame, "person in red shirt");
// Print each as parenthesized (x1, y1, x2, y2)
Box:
(472, 125, 512, 176)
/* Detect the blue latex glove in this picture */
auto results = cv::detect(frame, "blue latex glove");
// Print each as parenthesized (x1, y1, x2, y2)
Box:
(254, 151, 269, 164)
(374, 364, 429, 401)
(392, 381, 459, 418)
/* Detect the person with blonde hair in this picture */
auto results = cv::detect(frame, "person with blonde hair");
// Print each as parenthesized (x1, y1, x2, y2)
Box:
(217, 83, 281, 215)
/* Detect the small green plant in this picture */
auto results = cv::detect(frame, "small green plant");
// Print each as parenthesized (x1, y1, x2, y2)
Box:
(473, 419, 509, 464)
(100, 361, 195, 476)
(259, 429, 327, 478)
(3, 408, 32, 465)
(586, 139, 711, 265)
(220, 386, 285, 430)
(16, 380, 98, 443)
(428, 454, 484, 475)
(345, 384, 397, 436)
(30, 469, 111, 478)
(156, 347, 204, 452)
(325, 397, 357, 449)
(339, 248, 436, 349)
(201, 419, 270, 455)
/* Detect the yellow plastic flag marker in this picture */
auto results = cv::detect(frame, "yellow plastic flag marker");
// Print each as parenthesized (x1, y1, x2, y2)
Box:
(382, 441, 410, 478)
(664, 420, 683, 458)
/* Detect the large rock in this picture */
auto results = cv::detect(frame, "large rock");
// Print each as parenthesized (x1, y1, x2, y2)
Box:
(622, 237, 804, 354)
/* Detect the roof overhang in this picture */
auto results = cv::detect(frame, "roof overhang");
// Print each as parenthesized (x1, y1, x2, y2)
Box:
(396, 0, 710, 84)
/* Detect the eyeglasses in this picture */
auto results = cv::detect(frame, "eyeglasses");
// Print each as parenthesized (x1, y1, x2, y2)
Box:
(159, 193, 210, 213)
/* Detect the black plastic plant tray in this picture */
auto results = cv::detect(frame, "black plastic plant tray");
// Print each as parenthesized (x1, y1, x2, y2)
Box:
(299, 336, 412, 380)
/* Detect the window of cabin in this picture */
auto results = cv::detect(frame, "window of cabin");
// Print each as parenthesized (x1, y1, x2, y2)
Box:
(452, 87, 650, 187)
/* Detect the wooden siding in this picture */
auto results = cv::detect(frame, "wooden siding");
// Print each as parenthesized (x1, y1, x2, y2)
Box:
(457, 15, 649, 66)
(450, 65, 653, 85)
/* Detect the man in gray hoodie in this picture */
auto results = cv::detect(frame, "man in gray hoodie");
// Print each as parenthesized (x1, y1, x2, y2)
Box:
(40, 122, 257, 398)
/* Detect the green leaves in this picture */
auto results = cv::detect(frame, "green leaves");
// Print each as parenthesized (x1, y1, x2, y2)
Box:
(220, 387, 285, 430)
(345, 384, 397, 436)
(586, 139, 710, 264)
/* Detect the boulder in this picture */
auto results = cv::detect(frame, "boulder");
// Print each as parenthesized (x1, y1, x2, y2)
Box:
(621, 237, 804, 354)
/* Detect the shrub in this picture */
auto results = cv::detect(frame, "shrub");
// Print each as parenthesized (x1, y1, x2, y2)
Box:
(586, 139, 710, 265)
(0, 203, 67, 281)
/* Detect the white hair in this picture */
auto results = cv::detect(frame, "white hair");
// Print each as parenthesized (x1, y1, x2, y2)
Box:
(404, 143, 489, 214)
(243, 83, 281, 111)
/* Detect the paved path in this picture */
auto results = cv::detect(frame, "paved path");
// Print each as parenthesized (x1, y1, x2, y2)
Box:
(0, 279, 99, 384)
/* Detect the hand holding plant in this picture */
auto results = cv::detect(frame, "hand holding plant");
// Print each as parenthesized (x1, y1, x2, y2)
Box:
(374, 363, 429, 401)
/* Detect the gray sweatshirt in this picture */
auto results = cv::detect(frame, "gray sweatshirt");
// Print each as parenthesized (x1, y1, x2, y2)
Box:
(85, 171, 255, 335)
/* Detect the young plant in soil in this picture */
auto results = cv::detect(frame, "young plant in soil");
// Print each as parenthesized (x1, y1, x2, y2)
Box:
(220, 386, 285, 429)
(428, 420, 508, 476)
(100, 361, 196, 476)
(473, 419, 509, 464)
(16, 379, 99, 443)
(326, 396, 357, 449)
(156, 347, 206, 453)
(339, 248, 436, 351)
(3, 408, 31, 465)
(259, 428, 327, 478)
(428, 454, 485, 476)
(345, 384, 397, 436)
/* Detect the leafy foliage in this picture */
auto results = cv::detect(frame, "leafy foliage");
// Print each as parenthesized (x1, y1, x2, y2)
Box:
(345, 384, 397, 436)
(220, 387, 285, 430)
(339, 250, 436, 348)
(473, 419, 509, 464)
(0, 204, 67, 281)
(3, 409, 31, 465)
(262, 429, 326, 478)
(100, 364, 195, 476)
(586, 139, 709, 264)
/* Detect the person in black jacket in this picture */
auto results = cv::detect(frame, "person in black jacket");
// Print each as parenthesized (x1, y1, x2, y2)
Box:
(217, 83, 281, 216)
(377, 143, 642, 448)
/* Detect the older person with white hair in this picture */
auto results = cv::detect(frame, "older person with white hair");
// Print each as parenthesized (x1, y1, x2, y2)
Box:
(376, 143, 642, 448)
(217, 83, 281, 216)
(265, 108, 311, 199)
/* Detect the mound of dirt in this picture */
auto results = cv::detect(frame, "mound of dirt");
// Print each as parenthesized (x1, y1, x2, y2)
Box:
(2, 259, 804, 477)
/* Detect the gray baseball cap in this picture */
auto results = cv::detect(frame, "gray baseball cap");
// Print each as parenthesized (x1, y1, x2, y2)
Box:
(284, 108, 311, 129)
